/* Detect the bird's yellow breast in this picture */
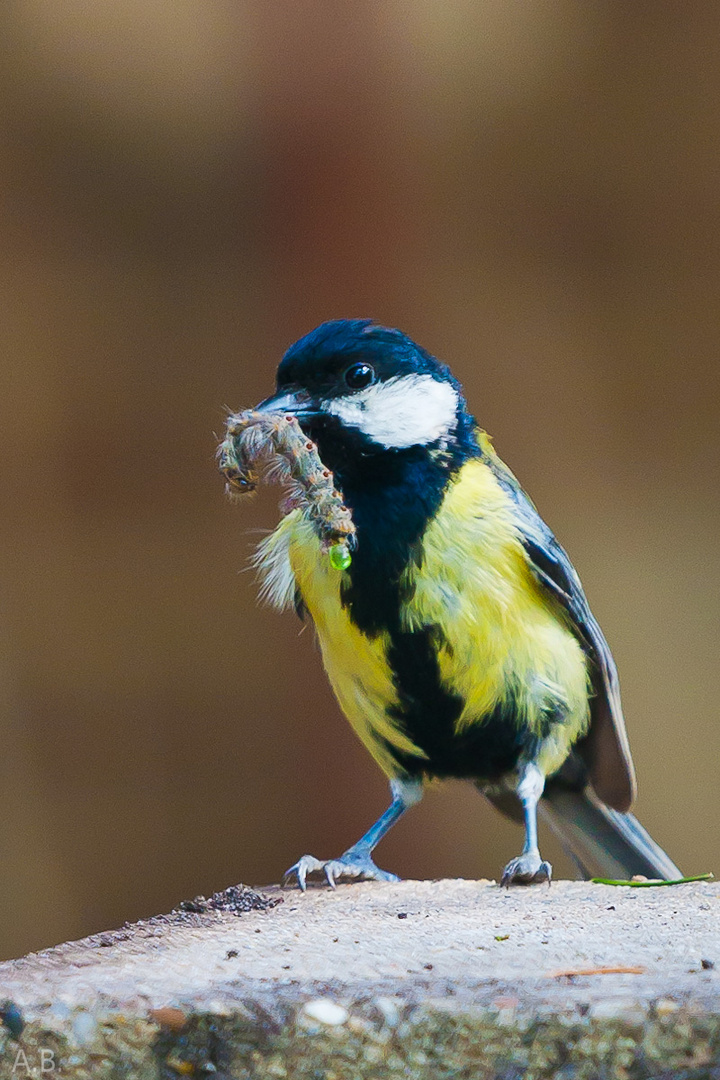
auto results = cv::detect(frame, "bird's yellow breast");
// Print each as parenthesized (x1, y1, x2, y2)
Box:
(256, 458, 590, 780)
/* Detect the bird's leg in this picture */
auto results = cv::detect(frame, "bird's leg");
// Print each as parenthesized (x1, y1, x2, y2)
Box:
(283, 777, 423, 891)
(501, 761, 552, 886)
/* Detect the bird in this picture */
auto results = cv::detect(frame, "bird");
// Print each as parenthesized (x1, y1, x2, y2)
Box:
(248, 318, 681, 889)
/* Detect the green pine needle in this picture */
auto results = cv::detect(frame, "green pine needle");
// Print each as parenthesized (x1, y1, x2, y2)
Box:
(591, 873, 713, 888)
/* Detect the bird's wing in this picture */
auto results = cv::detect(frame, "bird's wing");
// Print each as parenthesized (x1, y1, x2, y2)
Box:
(479, 433, 637, 812)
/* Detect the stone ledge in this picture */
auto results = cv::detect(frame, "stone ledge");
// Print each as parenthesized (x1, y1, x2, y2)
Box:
(0, 879, 718, 1078)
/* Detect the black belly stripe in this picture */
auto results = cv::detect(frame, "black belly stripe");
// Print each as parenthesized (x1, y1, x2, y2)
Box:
(339, 451, 455, 636)
(383, 625, 529, 781)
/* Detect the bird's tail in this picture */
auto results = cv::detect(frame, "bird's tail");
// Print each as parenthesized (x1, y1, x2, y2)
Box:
(539, 786, 682, 880)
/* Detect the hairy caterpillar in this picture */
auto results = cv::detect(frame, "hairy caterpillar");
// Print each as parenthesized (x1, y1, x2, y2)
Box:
(218, 409, 356, 569)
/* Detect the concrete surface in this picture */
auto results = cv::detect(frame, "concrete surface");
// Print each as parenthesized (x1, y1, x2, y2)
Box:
(0, 878, 718, 1078)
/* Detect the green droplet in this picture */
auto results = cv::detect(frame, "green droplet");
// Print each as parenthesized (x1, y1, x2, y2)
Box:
(328, 544, 352, 571)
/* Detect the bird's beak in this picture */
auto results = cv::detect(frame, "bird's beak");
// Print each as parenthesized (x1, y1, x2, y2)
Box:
(254, 389, 320, 418)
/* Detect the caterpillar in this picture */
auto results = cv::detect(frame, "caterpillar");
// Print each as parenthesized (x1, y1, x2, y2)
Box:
(218, 409, 356, 570)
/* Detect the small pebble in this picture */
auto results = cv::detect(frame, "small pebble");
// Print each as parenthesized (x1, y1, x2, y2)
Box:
(301, 999, 349, 1026)
(150, 1007, 187, 1032)
(0, 1001, 24, 1040)
(166, 1057, 194, 1075)
(71, 1010, 97, 1046)
(590, 998, 645, 1022)
(375, 997, 401, 1027)
(702, 958, 715, 970)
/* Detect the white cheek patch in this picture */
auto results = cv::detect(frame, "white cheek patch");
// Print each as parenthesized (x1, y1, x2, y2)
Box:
(324, 375, 459, 449)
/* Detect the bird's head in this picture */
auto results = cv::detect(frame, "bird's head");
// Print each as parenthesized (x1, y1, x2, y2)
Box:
(255, 320, 475, 477)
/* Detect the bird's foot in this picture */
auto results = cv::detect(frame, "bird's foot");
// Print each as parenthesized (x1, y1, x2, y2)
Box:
(282, 849, 400, 891)
(501, 851, 552, 887)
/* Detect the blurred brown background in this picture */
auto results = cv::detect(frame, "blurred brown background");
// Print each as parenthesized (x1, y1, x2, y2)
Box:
(0, 1, 718, 960)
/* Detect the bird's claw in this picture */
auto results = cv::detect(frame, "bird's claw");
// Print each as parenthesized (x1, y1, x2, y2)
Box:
(282, 855, 325, 892)
(501, 853, 552, 888)
(282, 851, 400, 891)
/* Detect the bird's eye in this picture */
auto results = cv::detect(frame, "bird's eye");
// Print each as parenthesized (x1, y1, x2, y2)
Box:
(344, 362, 375, 390)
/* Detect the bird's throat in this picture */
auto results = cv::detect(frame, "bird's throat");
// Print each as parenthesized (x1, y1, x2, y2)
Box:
(336, 448, 461, 636)
(301, 408, 479, 637)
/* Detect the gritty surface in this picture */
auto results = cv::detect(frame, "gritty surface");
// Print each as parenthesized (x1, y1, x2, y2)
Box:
(1, 879, 718, 1011)
(1, 879, 719, 1078)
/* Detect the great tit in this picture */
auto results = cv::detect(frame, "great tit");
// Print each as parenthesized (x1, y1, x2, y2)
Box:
(249, 319, 680, 888)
